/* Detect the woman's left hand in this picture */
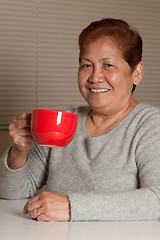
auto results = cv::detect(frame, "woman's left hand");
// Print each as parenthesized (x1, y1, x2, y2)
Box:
(23, 191, 71, 222)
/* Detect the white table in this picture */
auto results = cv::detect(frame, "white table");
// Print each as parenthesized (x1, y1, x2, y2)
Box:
(0, 199, 160, 240)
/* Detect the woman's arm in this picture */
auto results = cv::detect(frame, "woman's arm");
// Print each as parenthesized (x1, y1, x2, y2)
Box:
(0, 112, 49, 199)
(69, 187, 160, 221)
(0, 144, 49, 199)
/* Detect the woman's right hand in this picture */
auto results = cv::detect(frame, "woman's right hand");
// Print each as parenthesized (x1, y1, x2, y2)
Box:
(9, 112, 34, 153)
(7, 112, 35, 170)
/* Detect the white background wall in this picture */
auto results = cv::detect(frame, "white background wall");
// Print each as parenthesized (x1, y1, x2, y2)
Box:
(0, 0, 160, 156)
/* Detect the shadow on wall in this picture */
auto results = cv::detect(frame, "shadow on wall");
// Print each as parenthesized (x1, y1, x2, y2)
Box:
(0, 129, 13, 157)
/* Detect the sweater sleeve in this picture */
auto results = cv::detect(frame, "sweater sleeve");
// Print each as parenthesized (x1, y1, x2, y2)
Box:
(69, 189, 160, 221)
(0, 143, 49, 199)
(68, 109, 160, 221)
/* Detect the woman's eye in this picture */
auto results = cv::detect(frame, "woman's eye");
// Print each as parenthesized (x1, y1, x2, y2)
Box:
(104, 64, 113, 68)
(80, 64, 92, 69)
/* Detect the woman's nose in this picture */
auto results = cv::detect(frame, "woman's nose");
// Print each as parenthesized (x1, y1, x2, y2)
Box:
(88, 68, 104, 83)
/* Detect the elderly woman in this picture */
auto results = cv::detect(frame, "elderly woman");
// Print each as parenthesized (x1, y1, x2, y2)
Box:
(0, 18, 160, 222)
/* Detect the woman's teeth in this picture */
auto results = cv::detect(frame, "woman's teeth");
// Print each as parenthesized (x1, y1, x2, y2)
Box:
(89, 89, 110, 93)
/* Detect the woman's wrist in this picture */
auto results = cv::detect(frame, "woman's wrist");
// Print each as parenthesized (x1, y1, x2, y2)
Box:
(7, 145, 30, 170)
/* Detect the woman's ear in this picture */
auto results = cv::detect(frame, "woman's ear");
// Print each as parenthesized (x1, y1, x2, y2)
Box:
(132, 61, 144, 86)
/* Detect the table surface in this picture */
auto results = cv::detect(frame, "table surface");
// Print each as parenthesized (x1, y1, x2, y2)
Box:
(0, 199, 160, 240)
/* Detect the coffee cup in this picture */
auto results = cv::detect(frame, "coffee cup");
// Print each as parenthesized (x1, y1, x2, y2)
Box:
(31, 109, 78, 148)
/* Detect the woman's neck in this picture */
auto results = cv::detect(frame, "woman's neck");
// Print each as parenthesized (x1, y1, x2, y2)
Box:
(86, 99, 138, 137)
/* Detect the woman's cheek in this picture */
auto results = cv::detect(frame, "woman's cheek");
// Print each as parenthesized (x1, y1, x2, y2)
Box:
(104, 73, 118, 88)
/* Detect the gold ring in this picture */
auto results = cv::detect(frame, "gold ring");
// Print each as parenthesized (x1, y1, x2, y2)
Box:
(36, 211, 41, 217)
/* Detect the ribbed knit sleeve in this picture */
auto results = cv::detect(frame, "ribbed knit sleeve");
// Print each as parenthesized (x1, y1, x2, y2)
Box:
(0, 144, 49, 199)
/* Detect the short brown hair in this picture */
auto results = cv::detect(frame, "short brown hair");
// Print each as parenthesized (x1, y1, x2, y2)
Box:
(79, 18, 143, 92)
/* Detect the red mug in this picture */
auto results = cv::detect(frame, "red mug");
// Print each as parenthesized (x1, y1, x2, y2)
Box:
(31, 109, 78, 148)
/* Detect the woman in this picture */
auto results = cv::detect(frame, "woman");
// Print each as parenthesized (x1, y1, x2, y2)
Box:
(0, 18, 160, 222)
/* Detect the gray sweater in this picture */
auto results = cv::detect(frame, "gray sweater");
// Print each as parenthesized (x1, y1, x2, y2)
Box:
(0, 103, 160, 221)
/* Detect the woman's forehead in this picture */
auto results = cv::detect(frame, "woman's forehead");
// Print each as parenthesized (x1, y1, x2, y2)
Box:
(80, 37, 122, 58)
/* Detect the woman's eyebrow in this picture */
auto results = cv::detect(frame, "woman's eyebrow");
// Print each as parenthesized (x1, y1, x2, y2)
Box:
(80, 57, 112, 63)
(80, 57, 92, 63)
(101, 57, 111, 61)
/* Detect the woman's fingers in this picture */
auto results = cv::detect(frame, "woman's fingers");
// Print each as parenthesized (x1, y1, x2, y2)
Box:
(9, 112, 34, 151)
(9, 113, 31, 132)
(23, 191, 71, 222)
(23, 194, 41, 214)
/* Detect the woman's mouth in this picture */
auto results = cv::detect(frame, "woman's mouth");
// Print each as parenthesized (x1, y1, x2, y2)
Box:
(89, 88, 110, 93)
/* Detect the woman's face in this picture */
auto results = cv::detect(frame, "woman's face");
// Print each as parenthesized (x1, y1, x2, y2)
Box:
(78, 37, 139, 114)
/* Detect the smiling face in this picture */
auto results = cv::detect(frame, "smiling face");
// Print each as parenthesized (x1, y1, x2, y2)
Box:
(78, 37, 142, 115)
